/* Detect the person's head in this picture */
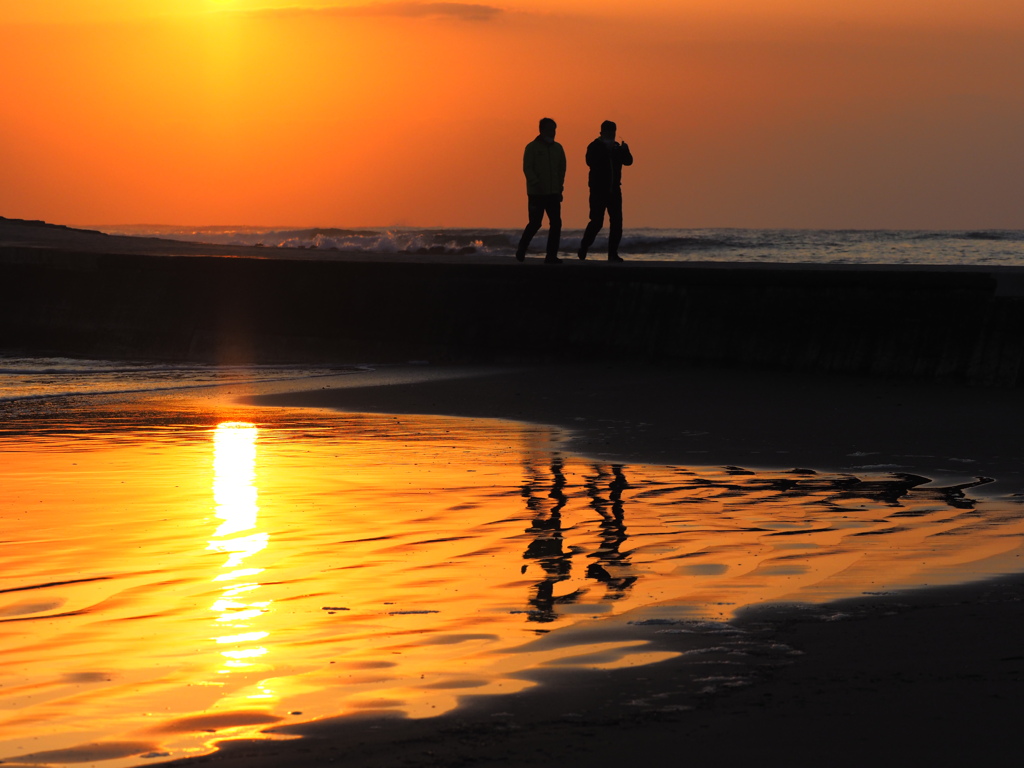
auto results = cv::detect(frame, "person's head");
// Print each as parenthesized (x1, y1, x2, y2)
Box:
(600, 120, 617, 141)
(539, 117, 557, 141)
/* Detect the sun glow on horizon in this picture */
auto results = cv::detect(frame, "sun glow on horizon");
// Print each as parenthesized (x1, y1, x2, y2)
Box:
(1, 1, 1023, 228)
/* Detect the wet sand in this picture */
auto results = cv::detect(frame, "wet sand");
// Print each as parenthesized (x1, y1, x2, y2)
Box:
(157, 364, 1024, 767)
(244, 363, 1024, 494)
(167, 578, 1024, 767)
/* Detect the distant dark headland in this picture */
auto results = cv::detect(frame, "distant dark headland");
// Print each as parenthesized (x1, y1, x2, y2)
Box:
(2, 218, 1023, 386)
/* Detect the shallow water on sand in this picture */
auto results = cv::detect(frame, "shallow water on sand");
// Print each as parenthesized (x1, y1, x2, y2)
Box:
(2, 404, 1023, 766)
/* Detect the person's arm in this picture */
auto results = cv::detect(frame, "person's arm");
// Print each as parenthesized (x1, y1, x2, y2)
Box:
(619, 141, 634, 166)
(556, 144, 567, 194)
(523, 143, 541, 189)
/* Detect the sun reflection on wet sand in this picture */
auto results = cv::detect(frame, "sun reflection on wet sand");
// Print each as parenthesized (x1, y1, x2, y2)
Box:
(208, 422, 276, 719)
(210, 422, 270, 667)
(1, 409, 1023, 766)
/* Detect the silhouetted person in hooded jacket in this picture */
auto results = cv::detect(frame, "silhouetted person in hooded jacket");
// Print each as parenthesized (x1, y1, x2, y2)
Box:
(578, 121, 633, 262)
(516, 117, 566, 264)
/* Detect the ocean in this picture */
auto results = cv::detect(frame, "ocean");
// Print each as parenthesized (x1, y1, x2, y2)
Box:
(99, 225, 1024, 266)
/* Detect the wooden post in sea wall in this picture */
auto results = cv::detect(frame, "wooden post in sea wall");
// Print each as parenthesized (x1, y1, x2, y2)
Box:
(1, 249, 1022, 386)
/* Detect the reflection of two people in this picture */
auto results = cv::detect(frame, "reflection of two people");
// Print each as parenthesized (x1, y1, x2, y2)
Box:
(520, 456, 635, 623)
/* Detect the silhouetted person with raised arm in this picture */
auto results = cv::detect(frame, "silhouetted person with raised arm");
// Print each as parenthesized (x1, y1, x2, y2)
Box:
(515, 117, 566, 264)
(577, 120, 633, 262)
(584, 464, 637, 597)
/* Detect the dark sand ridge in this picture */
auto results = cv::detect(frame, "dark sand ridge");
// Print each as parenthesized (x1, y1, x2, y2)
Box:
(4, 216, 1024, 387)
(150, 364, 1024, 767)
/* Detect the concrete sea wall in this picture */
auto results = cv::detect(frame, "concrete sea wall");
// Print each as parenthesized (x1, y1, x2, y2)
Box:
(2, 249, 1023, 386)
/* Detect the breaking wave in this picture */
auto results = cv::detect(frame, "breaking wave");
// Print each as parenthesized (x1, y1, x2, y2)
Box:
(98, 226, 1024, 265)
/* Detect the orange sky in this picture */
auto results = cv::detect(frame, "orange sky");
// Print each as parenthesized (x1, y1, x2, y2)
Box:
(2, 1, 1023, 228)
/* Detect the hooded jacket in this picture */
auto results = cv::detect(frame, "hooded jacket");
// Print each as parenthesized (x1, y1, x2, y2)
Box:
(586, 138, 633, 195)
(523, 136, 567, 196)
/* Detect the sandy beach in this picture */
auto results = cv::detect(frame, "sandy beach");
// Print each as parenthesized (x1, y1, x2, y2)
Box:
(3, 220, 1024, 766)
(146, 363, 1024, 767)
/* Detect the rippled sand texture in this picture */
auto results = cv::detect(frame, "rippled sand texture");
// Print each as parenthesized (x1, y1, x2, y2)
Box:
(2, 410, 1023, 766)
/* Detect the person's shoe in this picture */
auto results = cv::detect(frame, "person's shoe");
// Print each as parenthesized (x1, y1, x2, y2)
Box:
(608, 254, 624, 262)
(544, 256, 562, 264)
(577, 249, 587, 260)
(515, 251, 525, 262)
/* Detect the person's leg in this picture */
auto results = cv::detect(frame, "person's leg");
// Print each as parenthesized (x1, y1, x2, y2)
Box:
(578, 191, 607, 260)
(607, 191, 624, 261)
(516, 195, 545, 261)
(544, 196, 562, 262)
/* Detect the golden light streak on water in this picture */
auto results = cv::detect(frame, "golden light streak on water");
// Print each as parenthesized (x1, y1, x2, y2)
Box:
(211, 423, 259, 538)
(208, 423, 275, 724)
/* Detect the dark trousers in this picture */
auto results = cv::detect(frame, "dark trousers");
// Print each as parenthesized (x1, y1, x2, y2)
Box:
(580, 189, 623, 257)
(517, 193, 562, 259)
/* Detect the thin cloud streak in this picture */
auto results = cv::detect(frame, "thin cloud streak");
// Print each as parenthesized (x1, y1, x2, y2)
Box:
(240, 2, 505, 22)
